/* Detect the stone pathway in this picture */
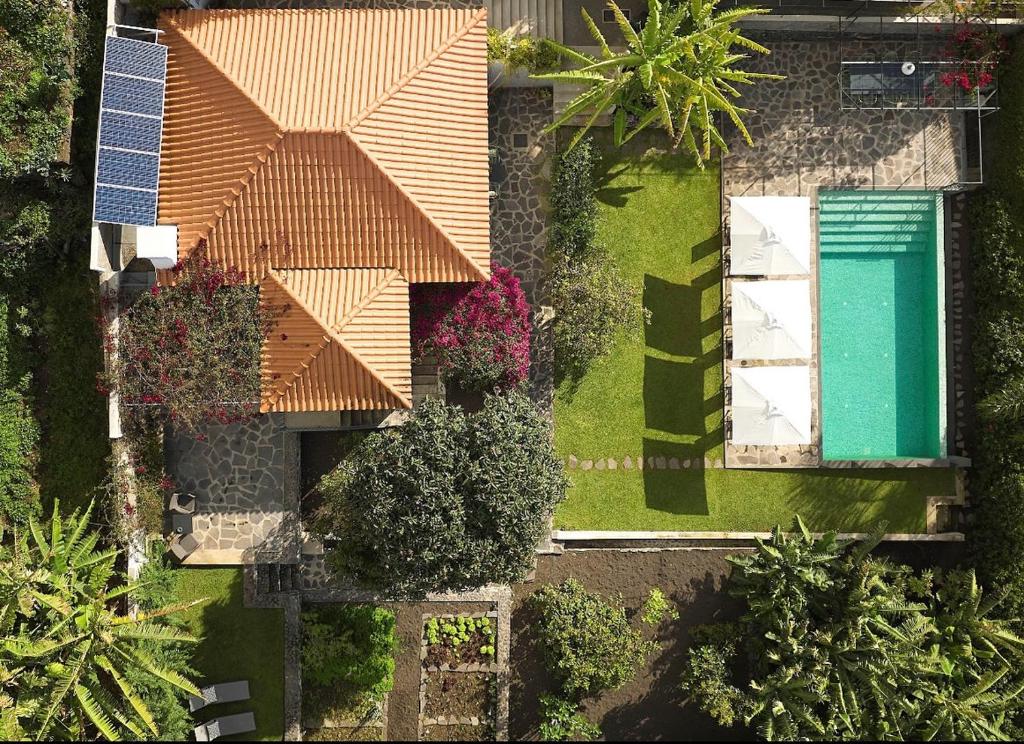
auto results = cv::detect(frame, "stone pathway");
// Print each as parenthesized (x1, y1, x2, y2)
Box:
(165, 414, 301, 564)
(489, 86, 555, 416)
(564, 455, 725, 471)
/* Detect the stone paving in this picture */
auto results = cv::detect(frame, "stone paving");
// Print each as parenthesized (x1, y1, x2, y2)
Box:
(721, 37, 964, 469)
(489, 86, 556, 415)
(165, 414, 301, 563)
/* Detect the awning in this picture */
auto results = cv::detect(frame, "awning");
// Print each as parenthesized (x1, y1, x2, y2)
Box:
(729, 196, 811, 276)
(731, 280, 812, 360)
(731, 365, 812, 445)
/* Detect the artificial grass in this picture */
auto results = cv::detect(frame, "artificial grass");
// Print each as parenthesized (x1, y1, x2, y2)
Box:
(172, 569, 285, 741)
(552, 130, 956, 532)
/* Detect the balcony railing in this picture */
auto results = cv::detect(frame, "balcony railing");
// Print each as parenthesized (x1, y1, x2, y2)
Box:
(839, 60, 999, 110)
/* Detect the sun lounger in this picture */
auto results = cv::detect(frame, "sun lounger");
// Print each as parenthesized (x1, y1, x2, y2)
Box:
(189, 680, 251, 713)
(193, 711, 256, 742)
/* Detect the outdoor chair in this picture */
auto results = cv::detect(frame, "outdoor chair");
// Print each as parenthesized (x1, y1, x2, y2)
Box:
(193, 711, 256, 742)
(169, 533, 200, 562)
(189, 680, 251, 713)
(168, 491, 196, 515)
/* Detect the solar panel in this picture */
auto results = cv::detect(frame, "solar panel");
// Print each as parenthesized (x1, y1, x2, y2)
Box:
(93, 35, 168, 226)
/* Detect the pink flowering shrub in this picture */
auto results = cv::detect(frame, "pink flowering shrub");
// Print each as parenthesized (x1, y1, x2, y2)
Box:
(940, 24, 1006, 91)
(414, 263, 531, 392)
(107, 241, 273, 431)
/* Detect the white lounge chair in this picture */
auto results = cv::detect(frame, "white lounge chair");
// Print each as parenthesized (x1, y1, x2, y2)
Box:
(194, 711, 256, 742)
(189, 680, 251, 713)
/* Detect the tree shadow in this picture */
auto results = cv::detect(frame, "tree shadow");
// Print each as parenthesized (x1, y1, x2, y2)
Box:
(640, 461, 710, 517)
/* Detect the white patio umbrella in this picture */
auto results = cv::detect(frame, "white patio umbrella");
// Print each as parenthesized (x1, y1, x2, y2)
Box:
(730, 365, 812, 445)
(729, 196, 811, 276)
(731, 280, 812, 360)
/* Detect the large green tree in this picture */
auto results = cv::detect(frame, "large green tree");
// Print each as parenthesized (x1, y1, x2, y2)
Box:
(0, 501, 201, 740)
(681, 517, 1024, 740)
(536, 0, 779, 165)
(312, 393, 566, 597)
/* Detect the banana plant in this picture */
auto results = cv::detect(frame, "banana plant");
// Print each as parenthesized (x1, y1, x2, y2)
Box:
(0, 500, 202, 741)
(533, 0, 782, 165)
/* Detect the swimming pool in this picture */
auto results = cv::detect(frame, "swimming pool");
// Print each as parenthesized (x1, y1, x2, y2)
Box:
(818, 191, 946, 460)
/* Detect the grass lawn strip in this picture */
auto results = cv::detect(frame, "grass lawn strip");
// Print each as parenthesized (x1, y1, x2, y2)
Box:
(172, 568, 285, 740)
(553, 130, 954, 532)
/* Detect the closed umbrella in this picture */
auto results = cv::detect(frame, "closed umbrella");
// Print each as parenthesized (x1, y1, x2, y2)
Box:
(730, 196, 811, 276)
(732, 280, 812, 360)
(731, 365, 812, 445)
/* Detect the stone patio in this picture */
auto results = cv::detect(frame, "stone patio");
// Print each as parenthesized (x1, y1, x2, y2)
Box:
(489, 86, 556, 414)
(166, 414, 301, 564)
(722, 37, 965, 469)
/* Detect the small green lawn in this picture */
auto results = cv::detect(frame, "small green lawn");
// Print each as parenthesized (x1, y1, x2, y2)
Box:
(553, 130, 955, 533)
(172, 569, 285, 741)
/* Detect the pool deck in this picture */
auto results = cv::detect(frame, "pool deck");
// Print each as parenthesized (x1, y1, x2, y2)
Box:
(722, 38, 965, 469)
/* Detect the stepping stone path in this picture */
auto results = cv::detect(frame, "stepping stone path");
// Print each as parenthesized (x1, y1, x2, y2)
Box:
(563, 456, 726, 470)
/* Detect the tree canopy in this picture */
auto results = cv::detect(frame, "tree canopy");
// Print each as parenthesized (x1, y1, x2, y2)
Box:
(312, 393, 566, 597)
(536, 0, 780, 164)
(681, 517, 1024, 741)
(0, 500, 201, 740)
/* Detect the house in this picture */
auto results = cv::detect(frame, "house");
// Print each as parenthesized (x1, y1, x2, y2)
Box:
(156, 7, 491, 418)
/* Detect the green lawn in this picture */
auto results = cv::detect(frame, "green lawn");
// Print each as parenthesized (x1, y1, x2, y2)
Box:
(172, 569, 285, 741)
(553, 130, 955, 533)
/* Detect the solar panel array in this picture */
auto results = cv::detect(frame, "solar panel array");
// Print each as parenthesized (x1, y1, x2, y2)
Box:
(93, 35, 168, 226)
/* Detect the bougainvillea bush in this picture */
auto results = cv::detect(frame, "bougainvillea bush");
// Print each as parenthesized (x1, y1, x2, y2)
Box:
(110, 243, 271, 431)
(940, 24, 1006, 91)
(412, 263, 531, 392)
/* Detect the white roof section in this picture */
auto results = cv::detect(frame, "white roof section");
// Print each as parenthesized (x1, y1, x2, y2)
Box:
(731, 365, 812, 446)
(729, 196, 811, 276)
(731, 280, 813, 360)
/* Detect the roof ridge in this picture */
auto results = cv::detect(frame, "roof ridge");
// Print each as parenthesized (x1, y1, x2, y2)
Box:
(162, 13, 284, 128)
(340, 8, 490, 281)
(264, 269, 411, 411)
(162, 15, 287, 250)
(342, 7, 487, 133)
(330, 268, 405, 335)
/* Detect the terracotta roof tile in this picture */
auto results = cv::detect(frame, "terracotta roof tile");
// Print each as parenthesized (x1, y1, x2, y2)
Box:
(157, 7, 490, 284)
(260, 268, 412, 413)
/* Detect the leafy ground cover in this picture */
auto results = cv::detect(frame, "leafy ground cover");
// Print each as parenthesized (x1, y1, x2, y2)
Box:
(171, 568, 285, 740)
(553, 129, 955, 532)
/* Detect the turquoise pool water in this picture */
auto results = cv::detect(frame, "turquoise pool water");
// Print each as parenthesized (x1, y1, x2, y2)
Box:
(819, 191, 945, 460)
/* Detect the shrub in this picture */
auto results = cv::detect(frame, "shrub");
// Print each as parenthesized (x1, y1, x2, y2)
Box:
(486, 27, 561, 75)
(0, 296, 39, 528)
(639, 587, 679, 625)
(112, 243, 272, 432)
(538, 694, 601, 742)
(679, 631, 743, 728)
(0, 1, 75, 178)
(549, 140, 599, 261)
(419, 263, 531, 393)
(531, 578, 656, 698)
(548, 140, 645, 384)
(312, 393, 566, 597)
(550, 250, 645, 383)
(301, 605, 398, 703)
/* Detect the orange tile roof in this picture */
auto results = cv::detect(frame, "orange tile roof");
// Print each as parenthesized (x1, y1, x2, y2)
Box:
(157, 8, 491, 284)
(260, 268, 412, 413)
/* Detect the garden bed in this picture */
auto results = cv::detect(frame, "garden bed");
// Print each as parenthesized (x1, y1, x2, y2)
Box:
(422, 613, 498, 669)
(303, 725, 385, 741)
(417, 671, 493, 728)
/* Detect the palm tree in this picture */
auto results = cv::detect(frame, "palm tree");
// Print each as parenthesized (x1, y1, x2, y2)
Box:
(0, 500, 201, 741)
(534, 0, 782, 165)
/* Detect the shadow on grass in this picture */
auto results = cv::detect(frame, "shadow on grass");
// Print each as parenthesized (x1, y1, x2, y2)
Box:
(181, 569, 285, 741)
(782, 469, 942, 533)
(640, 458, 710, 517)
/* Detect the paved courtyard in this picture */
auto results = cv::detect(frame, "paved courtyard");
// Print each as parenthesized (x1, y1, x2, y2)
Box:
(166, 415, 300, 564)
